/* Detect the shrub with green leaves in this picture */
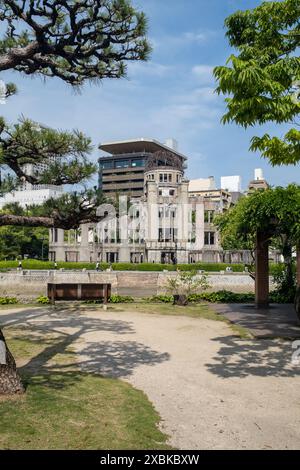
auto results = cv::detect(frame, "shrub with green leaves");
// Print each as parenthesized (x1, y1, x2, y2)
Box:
(0, 296, 18, 305)
(36, 296, 50, 304)
(109, 294, 134, 303)
(188, 291, 255, 303)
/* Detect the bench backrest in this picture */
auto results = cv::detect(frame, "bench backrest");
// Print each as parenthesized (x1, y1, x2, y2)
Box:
(47, 283, 111, 301)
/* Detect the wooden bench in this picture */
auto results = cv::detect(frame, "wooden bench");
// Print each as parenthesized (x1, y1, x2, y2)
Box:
(47, 283, 111, 305)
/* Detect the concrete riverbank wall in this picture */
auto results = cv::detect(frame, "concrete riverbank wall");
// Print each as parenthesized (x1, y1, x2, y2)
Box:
(0, 270, 273, 301)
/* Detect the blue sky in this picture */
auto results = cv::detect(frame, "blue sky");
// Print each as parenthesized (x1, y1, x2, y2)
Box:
(1, 0, 299, 190)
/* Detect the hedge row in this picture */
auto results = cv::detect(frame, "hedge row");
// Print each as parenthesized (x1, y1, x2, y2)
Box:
(0, 259, 282, 274)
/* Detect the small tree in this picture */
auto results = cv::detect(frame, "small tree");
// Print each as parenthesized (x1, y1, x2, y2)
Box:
(166, 271, 209, 306)
(215, 185, 300, 304)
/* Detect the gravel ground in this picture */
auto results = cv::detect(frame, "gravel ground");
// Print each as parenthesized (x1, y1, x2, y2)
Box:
(1, 306, 300, 449)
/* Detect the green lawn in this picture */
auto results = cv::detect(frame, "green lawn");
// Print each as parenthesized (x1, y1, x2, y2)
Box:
(0, 326, 170, 450)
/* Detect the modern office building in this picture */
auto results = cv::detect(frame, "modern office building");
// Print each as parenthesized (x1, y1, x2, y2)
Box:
(98, 138, 187, 198)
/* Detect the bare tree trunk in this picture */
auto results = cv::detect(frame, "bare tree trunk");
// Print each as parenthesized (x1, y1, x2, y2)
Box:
(173, 295, 188, 306)
(0, 328, 24, 395)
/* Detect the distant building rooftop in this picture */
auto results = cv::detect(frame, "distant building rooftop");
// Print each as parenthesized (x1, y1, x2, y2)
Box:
(188, 177, 216, 192)
(99, 138, 187, 161)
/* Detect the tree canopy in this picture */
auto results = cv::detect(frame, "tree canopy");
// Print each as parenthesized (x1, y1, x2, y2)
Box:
(0, 204, 49, 259)
(215, 185, 300, 300)
(215, 185, 300, 245)
(214, 0, 300, 165)
(0, 0, 150, 229)
(0, 0, 150, 85)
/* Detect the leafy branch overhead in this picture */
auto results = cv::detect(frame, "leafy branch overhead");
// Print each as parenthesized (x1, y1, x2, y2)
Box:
(0, 189, 107, 229)
(0, 0, 151, 85)
(214, 0, 300, 165)
(0, 0, 150, 229)
(0, 117, 96, 187)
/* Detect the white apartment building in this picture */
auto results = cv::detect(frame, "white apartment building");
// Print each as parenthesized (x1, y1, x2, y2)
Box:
(0, 159, 64, 208)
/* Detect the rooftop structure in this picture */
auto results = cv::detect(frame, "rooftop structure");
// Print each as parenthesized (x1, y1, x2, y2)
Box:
(248, 168, 269, 192)
(188, 177, 216, 192)
(98, 138, 187, 199)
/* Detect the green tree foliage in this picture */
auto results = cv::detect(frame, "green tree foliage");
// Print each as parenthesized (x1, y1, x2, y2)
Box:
(214, 0, 300, 165)
(0, 0, 150, 85)
(0, 204, 48, 259)
(215, 185, 300, 299)
(0, 0, 150, 230)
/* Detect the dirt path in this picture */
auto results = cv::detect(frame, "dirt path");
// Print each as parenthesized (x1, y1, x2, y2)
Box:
(1, 306, 300, 449)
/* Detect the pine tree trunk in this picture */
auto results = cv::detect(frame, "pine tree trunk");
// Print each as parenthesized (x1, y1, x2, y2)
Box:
(0, 328, 24, 395)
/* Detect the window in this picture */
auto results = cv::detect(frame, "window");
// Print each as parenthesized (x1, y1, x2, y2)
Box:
(204, 210, 215, 223)
(100, 160, 113, 169)
(116, 159, 130, 168)
(159, 174, 163, 182)
(168, 174, 172, 182)
(158, 228, 177, 242)
(65, 251, 79, 262)
(52, 228, 58, 243)
(169, 189, 175, 196)
(131, 159, 145, 167)
(204, 231, 215, 245)
(163, 174, 168, 182)
(189, 233, 196, 243)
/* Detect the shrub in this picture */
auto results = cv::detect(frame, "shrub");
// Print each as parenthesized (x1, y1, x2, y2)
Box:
(0, 258, 286, 274)
(188, 291, 255, 303)
(166, 271, 210, 305)
(271, 262, 296, 303)
(36, 295, 50, 304)
(0, 296, 18, 304)
(109, 294, 134, 303)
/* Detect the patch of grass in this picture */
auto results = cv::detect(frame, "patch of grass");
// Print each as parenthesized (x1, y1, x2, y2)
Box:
(0, 327, 170, 450)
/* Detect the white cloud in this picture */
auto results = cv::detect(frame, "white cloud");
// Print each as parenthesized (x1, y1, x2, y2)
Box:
(151, 29, 216, 51)
(192, 65, 215, 85)
(128, 61, 173, 78)
(182, 31, 213, 43)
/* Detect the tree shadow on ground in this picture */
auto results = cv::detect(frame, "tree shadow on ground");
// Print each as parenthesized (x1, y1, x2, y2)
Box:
(0, 306, 170, 390)
(74, 340, 170, 378)
(206, 335, 300, 378)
